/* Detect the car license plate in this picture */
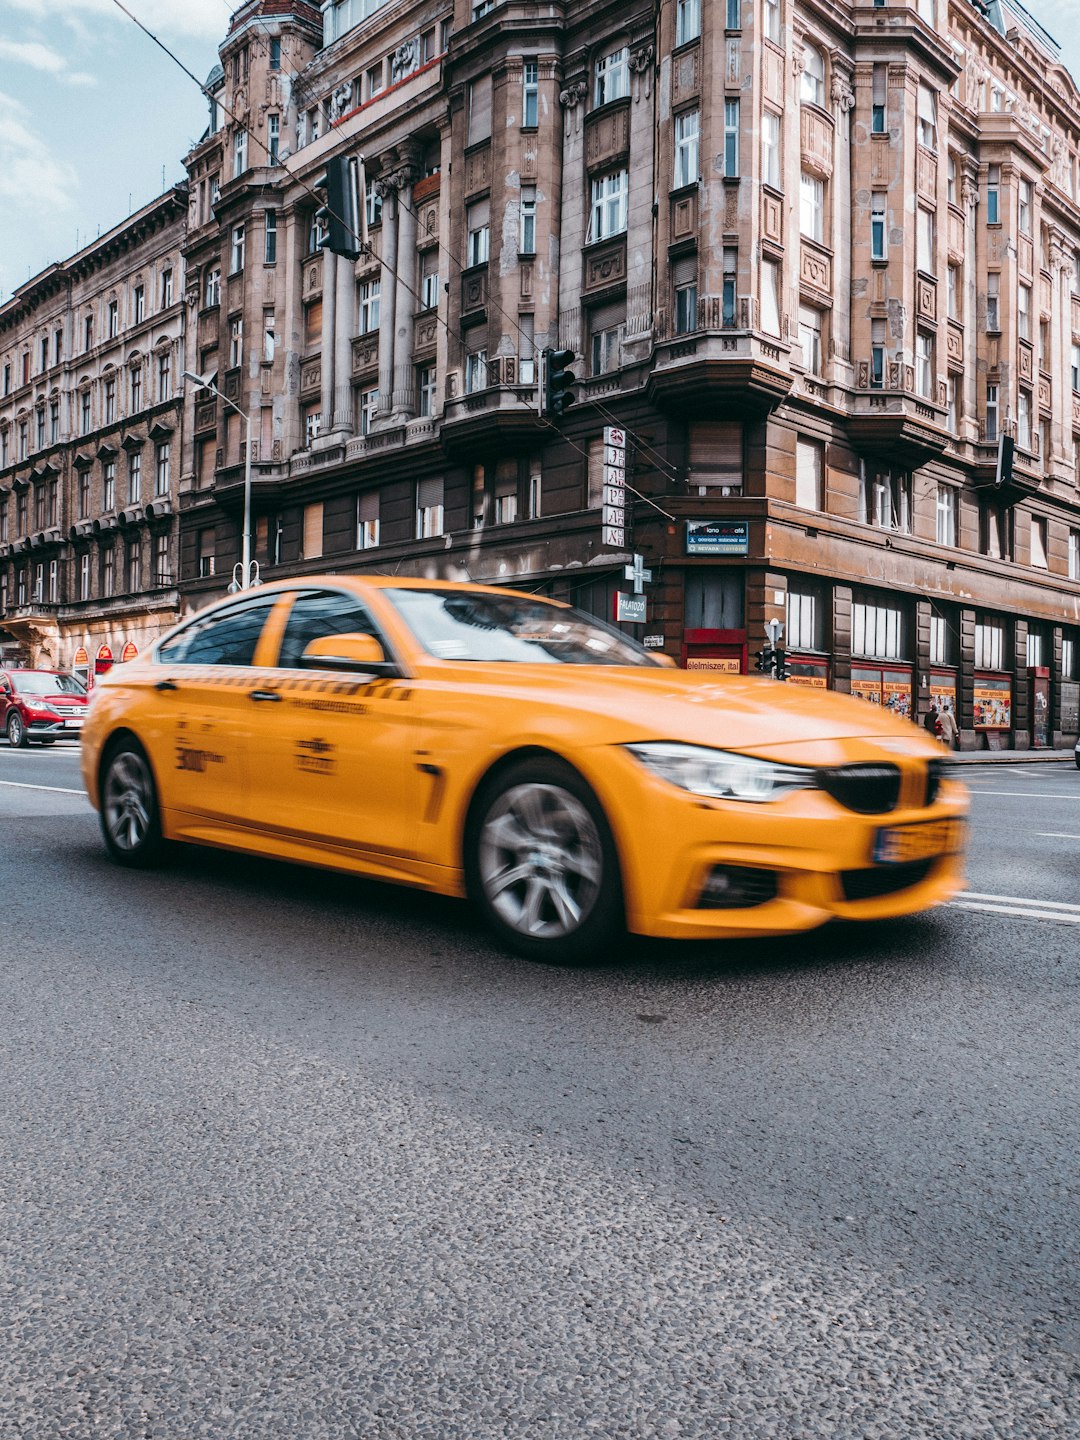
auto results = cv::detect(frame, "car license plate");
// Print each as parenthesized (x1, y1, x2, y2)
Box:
(873, 819, 962, 865)
(66, 717, 84, 729)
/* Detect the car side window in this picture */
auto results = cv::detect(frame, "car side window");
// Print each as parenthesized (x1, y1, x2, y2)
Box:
(277, 590, 382, 670)
(159, 596, 279, 667)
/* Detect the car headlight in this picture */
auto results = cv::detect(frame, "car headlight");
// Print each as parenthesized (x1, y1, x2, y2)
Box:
(625, 742, 816, 803)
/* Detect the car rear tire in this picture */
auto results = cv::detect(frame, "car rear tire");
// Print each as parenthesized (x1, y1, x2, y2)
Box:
(7, 713, 28, 748)
(100, 738, 168, 868)
(467, 757, 623, 965)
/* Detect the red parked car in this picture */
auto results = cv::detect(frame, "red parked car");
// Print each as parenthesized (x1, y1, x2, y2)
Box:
(0, 669, 89, 747)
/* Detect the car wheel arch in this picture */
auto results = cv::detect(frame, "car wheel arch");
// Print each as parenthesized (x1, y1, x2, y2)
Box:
(98, 728, 163, 806)
(460, 745, 627, 885)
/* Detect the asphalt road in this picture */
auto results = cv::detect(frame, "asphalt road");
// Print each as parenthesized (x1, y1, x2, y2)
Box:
(1, 745, 1078, 1439)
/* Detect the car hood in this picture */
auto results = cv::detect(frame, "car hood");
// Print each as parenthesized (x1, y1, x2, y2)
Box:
(424, 661, 944, 765)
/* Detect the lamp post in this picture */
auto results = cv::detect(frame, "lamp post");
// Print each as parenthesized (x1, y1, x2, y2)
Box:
(181, 370, 259, 591)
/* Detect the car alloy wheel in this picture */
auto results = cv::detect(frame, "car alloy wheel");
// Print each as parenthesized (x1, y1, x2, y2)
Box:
(470, 758, 622, 964)
(100, 740, 167, 868)
(7, 713, 27, 748)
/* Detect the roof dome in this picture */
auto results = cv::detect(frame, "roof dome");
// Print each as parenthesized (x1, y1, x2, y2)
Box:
(204, 62, 225, 91)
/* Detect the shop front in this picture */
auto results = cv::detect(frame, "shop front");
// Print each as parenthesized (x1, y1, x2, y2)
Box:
(850, 665, 914, 720)
(973, 672, 1012, 747)
(1030, 666, 1050, 749)
(786, 654, 830, 689)
(681, 629, 746, 673)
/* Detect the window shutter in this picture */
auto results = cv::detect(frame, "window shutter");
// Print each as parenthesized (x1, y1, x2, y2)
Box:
(417, 477, 443, 509)
(467, 76, 492, 145)
(303, 502, 323, 559)
(689, 421, 742, 492)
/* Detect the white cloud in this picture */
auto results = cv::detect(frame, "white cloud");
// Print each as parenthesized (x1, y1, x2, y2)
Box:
(0, 92, 79, 215)
(3, 0, 227, 42)
(0, 39, 70, 73)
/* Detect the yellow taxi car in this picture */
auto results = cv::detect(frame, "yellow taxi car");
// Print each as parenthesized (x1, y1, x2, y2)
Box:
(81, 578, 967, 963)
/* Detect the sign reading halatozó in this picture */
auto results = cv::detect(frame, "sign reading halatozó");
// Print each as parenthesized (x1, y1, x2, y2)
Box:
(602, 425, 627, 548)
(685, 519, 749, 555)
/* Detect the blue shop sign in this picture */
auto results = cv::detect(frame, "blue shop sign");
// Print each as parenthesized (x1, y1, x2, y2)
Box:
(685, 519, 750, 555)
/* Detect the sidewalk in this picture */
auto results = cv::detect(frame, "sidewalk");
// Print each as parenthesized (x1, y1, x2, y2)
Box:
(946, 747, 1077, 764)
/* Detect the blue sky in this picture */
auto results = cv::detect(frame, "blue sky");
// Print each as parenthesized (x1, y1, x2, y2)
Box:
(1, 0, 1079, 305)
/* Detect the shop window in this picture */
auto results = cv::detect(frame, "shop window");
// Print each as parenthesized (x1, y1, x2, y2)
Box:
(684, 570, 744, 630)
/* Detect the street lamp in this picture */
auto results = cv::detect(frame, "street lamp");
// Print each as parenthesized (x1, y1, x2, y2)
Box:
(182, 369, 260, 592)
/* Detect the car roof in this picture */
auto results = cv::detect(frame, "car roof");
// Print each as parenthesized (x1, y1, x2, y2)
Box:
(235, 575, 566, 604)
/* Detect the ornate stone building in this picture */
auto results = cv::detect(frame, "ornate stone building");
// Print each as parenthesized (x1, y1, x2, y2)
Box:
(0, 190, 186, 678)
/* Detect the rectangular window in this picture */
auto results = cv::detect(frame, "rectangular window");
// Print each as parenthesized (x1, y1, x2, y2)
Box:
(417, 364, 437, 417)
(127, 451, 141, 505)
(674, 110, 700, 188)
(79, 471, 90, 518)
(522, 61, 538, 127)
(871, 194, 887, 260)
(358, 278, 380, 333)
(589, 170, 628, 241)
(204, 266, 221, 308)
(936, 484, 957, 545)
(79, 552, 91, 602)
(947, 373, 961, 434)
(263, 311, 276, 363)
(104, 379, 116, 425)
(800, 173, 824, 242)
(231, 224, 245, 273)
(870, 317, 886, 388)
(917, 83, 937, 150)
(688, 421, 742, 493)
(357, 491, 380, 549)
(107, 300, 118, 338)
(264, 210, 277, 264)
(1018, 177, 1032, 235)
(675, 277, 698, 335)
(103, 548, 115, 598)
(358, 387, 378, 436)
(103, 460, 116, 511)
(852, 598, 905, 660)
(590, 302, 625, 374)
(465, 350, 488, 393)
(230, 317, 243, 369)
(84, 315, 93, 351)
(494, 460, 518, 525)
(872, 65, 887, 133)
(416, 477, 444, 538)
(985, 382, 998, 442)
(760, 258, 781, 336)
(131, 365, 143, 412)
(80, 393, 91, 433)
(798, 305, 822, 374)
(1018, 389, 1032, 451)
(302, 502, 323, 560)
(155, 442, 170, 496)
(980, 504, 1011, 562)
(763, 0, 780, 42)
(787, 583, 824, 651)
(270, 37, 281, 69)
(420, 251, 440, 311)
(723, 99, 740, 177)
(863, 465, 912, 532)
(795, 437, 824, 510)
(1030, 514, 1048, 568)
(365, 178, 382, 228)
(594, 46, 629, 106)
(153, 532, 169, 586)
(36, 408, 45, 449)
(134, 285, 145, 324)
(676, 0, 701, 44)
(467, 199, 490, 265)
(1069, 528, 1080, 580)
(722, 247, 738, 326)
(947, 264, 961, 320)
(268, 114, 280, 165)
(158, 352, 172, 400)
(947, 152, 958, 205)
(518, 312, 535, 383)
(916, 206, 935, 274)
(987, 164, 1000, 224)
(986, 272, 999, 332)
(1018, 283, 1031, 342)
(916, 332, 934, 398)
(234, 127, 248, 176)
(303, 406, 321, 446)
(520, 186, 536, 254)
(762, 110, 781, 188)
(467, 74, 491, 144)
(725, 0, 740, 26)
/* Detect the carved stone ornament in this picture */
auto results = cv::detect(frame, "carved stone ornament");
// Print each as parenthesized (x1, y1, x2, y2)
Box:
(831, 75, 855, 112)
(374, 164, 418, 198)
(329, 83, 353, 121)
(629, 44, 654, 75)
(559, 80, 588, 108)
(391, 39, 416, 83)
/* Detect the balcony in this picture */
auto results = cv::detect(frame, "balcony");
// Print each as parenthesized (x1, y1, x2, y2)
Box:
(440, 379, 542, 460)
(647, 327, 793, 419)
(849, 362, 949, 467)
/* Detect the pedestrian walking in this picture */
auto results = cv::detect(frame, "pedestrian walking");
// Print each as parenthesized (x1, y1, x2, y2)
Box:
(923, 703, 939, 737)
(937, 705, 958, 749)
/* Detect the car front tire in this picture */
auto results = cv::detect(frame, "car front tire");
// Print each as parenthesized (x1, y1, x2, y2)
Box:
(7, 713, 28, 748)
(467, 757, 624, 965)
(100, 738, 168, 868)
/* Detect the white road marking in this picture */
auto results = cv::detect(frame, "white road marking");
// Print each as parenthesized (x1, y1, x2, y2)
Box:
(1034, 833, 1080, 840)
(0, 779, 85, 796)
(963, 790, 1080, 800)
(959, 891, 1080, 912)
(949, 901, 1080, 926)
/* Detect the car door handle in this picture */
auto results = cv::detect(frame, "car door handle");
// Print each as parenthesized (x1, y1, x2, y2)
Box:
(249, 689, 282, 703)
(155, 678, 179, 692)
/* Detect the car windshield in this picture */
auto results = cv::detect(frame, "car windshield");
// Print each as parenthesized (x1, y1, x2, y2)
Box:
(386, 589, 659, 666)
(12, 672, 86, 696)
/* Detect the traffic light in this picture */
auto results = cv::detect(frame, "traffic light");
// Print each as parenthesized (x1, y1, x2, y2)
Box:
(317, 154, 365, 260)
(755, 646, 775, 675)
(773, 647, 789, 681)
(543, 347, 577, 419)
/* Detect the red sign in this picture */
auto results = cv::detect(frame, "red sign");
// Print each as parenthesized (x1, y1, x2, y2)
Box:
(121, 642, 139, 663)
(95, 643, 114, 677)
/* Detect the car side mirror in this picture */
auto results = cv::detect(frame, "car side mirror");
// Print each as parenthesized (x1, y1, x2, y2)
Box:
(300, 632, 397, 675)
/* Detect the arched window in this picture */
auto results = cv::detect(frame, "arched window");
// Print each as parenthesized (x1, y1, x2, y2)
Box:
(800, 47, 825, 106)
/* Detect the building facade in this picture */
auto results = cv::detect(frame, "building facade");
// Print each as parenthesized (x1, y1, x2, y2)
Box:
(0, 190, 187, 680)
(3, 0, 1080, 749)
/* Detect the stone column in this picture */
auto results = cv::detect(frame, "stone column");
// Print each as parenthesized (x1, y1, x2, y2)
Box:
(1051, 235, 1073, 469)
(830, 66, 856, 387)
(376, 182, 398, 418)
(332, 246, 354, 434)
(556, 78, 588, 354)
(962, 164, 979, 438)
(624, 42, 656, 359)
(391, 164, 420, 418)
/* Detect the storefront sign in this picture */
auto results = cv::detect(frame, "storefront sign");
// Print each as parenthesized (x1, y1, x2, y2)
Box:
(602, 425, 627, 548)
(615, 591, 646, 624)
(643, 635, 666, 649)
(851, 670, 883, 705)
(882, 672, 912, 720)
(685, 656, 741, 672)
(929, 672, 957, 721)
(685, 519, 749, 556)
(95, 644, 114, 676)
(121, 642, 139, 663)
(974, 674, 1011, 730)
(787, 657, 829, 688)
(73, 647, 89, 666)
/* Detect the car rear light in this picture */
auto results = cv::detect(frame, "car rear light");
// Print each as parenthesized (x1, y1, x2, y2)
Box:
(698, 866, 779, 909)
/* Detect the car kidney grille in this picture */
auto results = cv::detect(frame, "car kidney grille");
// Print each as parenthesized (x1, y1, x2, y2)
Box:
(817, 764, 902, 815)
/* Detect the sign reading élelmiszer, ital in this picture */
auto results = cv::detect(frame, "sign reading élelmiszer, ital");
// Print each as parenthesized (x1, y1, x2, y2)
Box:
(685, 519, 750, 555)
